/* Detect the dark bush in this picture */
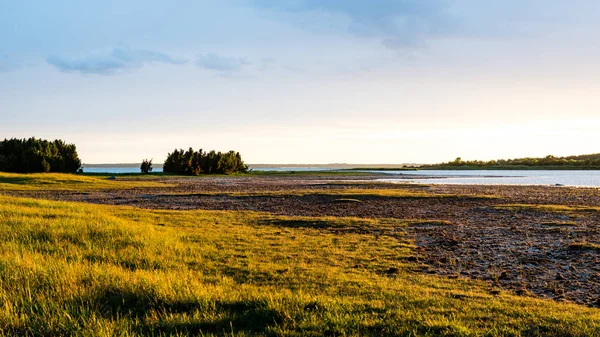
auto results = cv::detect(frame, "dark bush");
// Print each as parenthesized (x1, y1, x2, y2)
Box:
(140, 159, 153, 174)
(0, 138, 82, 173)
(163, 148, 248, 175)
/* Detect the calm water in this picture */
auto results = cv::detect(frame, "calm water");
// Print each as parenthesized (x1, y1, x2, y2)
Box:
(249, 167, 337, 172)
(80, 166, 332, 174)
(80, 166, 600, 187)
(82, 167, 163, 174)
(376, 170, 600, 187)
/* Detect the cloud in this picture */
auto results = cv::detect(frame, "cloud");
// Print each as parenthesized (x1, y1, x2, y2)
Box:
(0, 54, 24, 72)
(195, 53, 251, 73)
(257, 58, 276, 71)
(46, 47, 186, 75)
(253, 0, 457, 48)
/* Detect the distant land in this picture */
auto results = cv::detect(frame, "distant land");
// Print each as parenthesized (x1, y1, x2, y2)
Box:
(421, 153, 600, 170)
(83, 163, 162, 168)
(82, 163, 419, 169)
(82, 152, 600, 171)
(248, 164, 420, 169)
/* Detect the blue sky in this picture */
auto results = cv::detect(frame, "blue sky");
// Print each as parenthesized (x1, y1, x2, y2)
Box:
(1, 0, 599, 163)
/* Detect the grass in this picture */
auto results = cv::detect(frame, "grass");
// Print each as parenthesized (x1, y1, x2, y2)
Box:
(332, 198, 363, 203)
(0, 172, 172, 191)
(538, 221, 578, 227)
(494, 204, 600, 213)
(568, 242, 600, 252)
(246, 170, 380, 177)
(407, 220, 455, 227)
(160, 188, 498, 200)
(0, 196, 599, 336)
(344, 167, 418, 171)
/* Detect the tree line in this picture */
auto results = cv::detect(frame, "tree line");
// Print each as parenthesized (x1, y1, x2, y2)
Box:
(423, 153, 600, 169)
(0, 138, 82, 173)
(163, 147, 248, 175)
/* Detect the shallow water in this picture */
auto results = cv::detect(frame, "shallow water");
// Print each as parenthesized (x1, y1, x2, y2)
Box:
(80, 166, 333, 174)
(376, 170, 600, 187)
(80, 166, 600, 187)
(249, 167, 337, 172)
(82, 167, 163, 174)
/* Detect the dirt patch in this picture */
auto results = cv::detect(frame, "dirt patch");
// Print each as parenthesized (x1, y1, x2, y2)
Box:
(411, 206, 600, 306)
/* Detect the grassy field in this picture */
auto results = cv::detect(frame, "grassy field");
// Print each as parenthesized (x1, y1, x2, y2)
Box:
(0, 172, 172, 191)
(1, 174, 600, 336)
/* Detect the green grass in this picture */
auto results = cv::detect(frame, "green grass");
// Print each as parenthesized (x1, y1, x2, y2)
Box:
(81, 170, 382, 178)
(245, 170, 379, 177)
(0, 172, 172, 191)
(343, 167, 418, 171)
(0, 196, 599, 336)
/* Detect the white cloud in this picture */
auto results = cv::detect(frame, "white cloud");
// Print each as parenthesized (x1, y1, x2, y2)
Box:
(195, 53, 251, 73)
(46, 47, 186, 75)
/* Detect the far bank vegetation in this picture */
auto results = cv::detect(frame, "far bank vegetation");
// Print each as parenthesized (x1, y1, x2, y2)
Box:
(423, 153, 600, 170)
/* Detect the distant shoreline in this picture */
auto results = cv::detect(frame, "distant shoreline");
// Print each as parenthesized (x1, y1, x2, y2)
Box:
(418, 166, 600, 171)
(82, 163, 600, 171)
(82, 163, 418, 170)
(83, 163, 163, 168)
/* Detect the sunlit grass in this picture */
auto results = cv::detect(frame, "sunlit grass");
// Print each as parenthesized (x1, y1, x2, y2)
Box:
(494, 204, 600, 213)
(245, 170, 377, 176)
(0, 196, 598, 336)
(568, 242, 600, 252)
(539, 221, 577, 227)
(160, 188, 498, 200)
(0, 172, 172, 191)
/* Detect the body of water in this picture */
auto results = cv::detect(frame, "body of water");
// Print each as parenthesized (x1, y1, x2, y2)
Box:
(249, 167, 338, 172)
(376, 170, 600, 187)
(81, 166, 334, 173)
(82, 167, 163, 174)
(80, 166, 600, 187)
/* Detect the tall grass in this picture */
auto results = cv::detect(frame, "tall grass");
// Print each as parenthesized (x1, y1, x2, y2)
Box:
(0, 196, 598, 336)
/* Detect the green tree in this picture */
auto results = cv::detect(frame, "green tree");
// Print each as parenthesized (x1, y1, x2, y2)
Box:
(0, 137, 81, 173)
(140, 159, 153, 174)
(163, 147, 248, 175)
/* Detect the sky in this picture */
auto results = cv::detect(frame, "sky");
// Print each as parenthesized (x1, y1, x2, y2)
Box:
(1, 0, 599, 164)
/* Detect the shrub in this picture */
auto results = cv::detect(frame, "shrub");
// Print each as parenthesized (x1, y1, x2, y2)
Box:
(140, 159, 153, 174)
(163, 148, 248, 175)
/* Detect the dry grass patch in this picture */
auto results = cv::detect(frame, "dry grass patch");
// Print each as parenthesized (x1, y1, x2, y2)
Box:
(494, 204, 600, 213)
(161, 188, 498, 200)
(568, 242, 600, 252)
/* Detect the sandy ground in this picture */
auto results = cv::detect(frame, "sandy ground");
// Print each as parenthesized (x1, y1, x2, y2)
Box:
(7, 174, 600, 307)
